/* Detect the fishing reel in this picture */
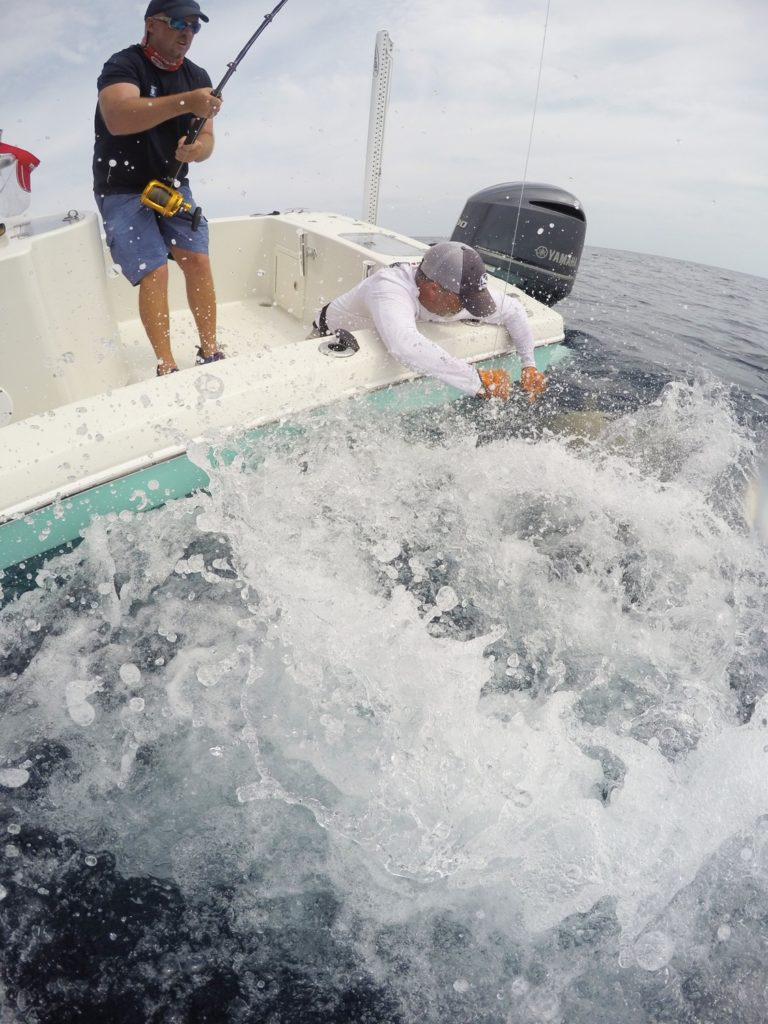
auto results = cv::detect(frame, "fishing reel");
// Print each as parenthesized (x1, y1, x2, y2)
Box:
(140, 179, 203, 230)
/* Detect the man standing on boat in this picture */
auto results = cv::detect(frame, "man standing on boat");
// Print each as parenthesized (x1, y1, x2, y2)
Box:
(315, 241, 546, 400)
(93, 1, 224, 376)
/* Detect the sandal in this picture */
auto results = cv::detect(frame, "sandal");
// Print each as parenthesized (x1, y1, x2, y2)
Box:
(195, 348, 226, 365)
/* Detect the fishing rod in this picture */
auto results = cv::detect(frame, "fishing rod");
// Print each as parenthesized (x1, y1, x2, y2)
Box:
(141, 0, 291, 230)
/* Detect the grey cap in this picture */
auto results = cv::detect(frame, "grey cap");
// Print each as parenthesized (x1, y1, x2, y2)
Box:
(420, 241, 496, 317)
(145, 0, 209, 22)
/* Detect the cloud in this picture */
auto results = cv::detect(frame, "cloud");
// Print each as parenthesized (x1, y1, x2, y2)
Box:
(2, 0, 766, 277)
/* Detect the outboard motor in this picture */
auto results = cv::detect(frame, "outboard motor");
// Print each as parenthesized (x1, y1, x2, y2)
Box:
(451, 182, 586, 305)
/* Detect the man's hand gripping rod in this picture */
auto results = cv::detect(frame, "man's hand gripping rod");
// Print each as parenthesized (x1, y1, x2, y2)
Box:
(141, 0, 291, 229)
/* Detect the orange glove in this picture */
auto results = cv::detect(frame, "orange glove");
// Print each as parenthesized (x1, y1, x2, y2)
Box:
(520, 366, 546, 401)
(477, 368, 511, 400)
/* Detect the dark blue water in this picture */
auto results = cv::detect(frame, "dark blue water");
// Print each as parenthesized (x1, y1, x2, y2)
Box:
(2, 247, 768, 1023)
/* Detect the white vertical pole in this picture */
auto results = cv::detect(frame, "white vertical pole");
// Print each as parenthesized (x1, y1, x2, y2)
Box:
(362, 30, 394, 226)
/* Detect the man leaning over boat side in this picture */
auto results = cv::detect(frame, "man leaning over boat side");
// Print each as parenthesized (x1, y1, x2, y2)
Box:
(92, 0, 225, 376)
(314, 241, 547, 401)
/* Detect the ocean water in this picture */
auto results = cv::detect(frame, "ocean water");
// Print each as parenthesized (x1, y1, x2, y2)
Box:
(1, 246, 768, 1023)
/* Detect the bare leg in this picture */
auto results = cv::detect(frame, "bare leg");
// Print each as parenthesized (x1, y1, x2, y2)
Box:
(171, 248, 218, 359)
(138, 263, 176, 374)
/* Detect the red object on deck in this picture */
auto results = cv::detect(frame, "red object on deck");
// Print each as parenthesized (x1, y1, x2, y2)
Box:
(0, 142, 40, 191)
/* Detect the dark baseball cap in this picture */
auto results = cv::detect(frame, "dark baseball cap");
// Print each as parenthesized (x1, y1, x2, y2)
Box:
(145, 0, 209, 22)
(420, 241, 496, 317)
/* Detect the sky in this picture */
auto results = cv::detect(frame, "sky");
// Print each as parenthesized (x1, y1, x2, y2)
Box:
(1, 0, 767, 278)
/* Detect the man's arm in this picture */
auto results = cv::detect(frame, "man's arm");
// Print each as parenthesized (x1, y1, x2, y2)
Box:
(488, 293, 536, 367)
(489, 293, 547, 398)
(175, 120, 214, 164)
(98, 82, 221, 136)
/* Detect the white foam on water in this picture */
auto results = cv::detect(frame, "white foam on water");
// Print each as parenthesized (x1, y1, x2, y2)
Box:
(0, 768, 29, 789)
(184, 388, 767, 937)
(65, 679, 100, 727)
(2, 379, 767, 1020)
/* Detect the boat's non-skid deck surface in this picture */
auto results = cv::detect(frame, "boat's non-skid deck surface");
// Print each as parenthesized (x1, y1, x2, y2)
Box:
(118, 299, 311, 382)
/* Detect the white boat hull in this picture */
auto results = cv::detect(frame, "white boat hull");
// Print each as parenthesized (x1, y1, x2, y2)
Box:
(0, 208, 567, 571)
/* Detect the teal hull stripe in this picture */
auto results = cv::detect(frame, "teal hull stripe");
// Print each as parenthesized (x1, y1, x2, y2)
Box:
(0, 346, 568, 571)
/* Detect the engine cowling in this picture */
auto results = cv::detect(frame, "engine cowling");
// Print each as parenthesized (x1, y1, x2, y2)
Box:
(451, 182, 586, 305)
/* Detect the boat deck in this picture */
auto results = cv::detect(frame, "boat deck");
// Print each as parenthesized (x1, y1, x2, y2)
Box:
(117, 299, 308, 382)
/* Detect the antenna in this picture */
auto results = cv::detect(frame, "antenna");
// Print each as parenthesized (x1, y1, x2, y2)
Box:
(362, 30, 393, 226)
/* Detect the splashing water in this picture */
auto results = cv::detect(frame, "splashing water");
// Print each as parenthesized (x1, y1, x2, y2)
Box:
(2, 373, 768, 1022)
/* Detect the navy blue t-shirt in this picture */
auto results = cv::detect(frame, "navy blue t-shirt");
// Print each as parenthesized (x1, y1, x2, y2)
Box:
(93, 45, 212, 195)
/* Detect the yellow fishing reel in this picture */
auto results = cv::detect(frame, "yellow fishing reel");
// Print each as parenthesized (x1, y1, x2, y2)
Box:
(140, 180, 203, 230)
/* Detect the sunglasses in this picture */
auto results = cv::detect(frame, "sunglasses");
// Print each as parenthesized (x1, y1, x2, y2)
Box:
(152, 14, 202, 33)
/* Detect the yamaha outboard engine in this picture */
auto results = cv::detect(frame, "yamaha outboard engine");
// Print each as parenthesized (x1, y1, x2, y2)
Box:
(451, 182, 586, 305)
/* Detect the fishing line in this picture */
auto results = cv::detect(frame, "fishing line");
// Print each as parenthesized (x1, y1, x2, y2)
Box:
(493, 0, 552, 343)
(489, 0, 548, 370)
(507, 0, 552, 273)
